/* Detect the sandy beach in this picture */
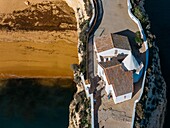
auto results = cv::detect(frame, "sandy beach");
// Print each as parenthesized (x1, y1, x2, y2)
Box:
(0, 0, 78, 78)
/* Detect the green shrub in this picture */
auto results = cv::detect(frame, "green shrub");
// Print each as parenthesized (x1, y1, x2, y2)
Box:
(135, 31, 143, 46)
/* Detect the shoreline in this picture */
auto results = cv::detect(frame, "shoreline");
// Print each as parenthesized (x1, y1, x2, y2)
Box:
(66, 0, 93, 127)
(127, 0, 149, 127)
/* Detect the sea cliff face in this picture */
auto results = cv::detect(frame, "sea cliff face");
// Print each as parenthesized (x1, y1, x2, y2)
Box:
(64, 0, 92, 127)
(69, 83, 91, 128)
(135, 46, 167, 128)
(131, 0, 167, 128)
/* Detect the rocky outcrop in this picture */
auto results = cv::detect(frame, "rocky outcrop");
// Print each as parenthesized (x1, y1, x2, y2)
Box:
(0, 1, 77, 31)
(135, 39, 165, 126)
(135, 46, 167, 128)
(63, 0, 90, 24)
(69, 83, 91, 128)
(130, 0, 167, 128)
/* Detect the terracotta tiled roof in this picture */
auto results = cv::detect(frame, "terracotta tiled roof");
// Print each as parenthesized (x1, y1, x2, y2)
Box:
(95, 34, 131, 53)
(111, 34, 131, 50)
(95, 34, 113, 53)
(99, 61, 133, 96)
(105, 65, 133, 96)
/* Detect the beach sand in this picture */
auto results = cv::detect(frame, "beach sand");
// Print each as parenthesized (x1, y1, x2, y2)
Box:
(0, 31, 78, 78)
(0, 0, 78, 78)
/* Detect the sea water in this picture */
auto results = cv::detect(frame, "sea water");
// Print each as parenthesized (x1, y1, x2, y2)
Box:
(0, 79, 76, 128)
(144, 0, 170, 127)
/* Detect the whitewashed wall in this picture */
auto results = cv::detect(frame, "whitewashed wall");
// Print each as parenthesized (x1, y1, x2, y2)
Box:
(97, 64, 103, 77)
(94, 40, 98, 52)
(105, 82, 112, 94)
(115, 92, 132, 104)
(94, 41, 101, 62)
(80, 74, 94, 128)
(98, 48, 130, 60)
(106, 84, 132, 104)
(97, 53, 101, 62)
(110, 87, 117, 103)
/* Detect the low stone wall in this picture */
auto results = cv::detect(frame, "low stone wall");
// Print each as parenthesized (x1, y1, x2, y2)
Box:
(89, 0, 95, 27)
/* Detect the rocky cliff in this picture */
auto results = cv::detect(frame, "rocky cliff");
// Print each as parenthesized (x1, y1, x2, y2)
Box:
(69, 83, 91, 128)
(65, 0, 92, 128)
(135, 45, 167, 128)
(130, 0, 167, 128)
(68, 0, 167, 127)
(0, 1, 76, 31)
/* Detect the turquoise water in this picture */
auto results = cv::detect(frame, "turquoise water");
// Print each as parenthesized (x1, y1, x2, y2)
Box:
(0, 79, 76, 128)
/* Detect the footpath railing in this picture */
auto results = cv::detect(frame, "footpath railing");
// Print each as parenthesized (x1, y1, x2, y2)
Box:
(127, 0, 149, 127)
(89, 0, 95, 27)
(89, 93, 94, 128)
(88, 1, 95, 128)
(80, 74, 94, 128)
(85, 0, 95, 127)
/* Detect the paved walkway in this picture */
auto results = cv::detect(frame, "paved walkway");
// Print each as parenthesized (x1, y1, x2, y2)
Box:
(93, 0, 145, 128)
(87, 0, 103, 82)
(95, 0, 138, 36)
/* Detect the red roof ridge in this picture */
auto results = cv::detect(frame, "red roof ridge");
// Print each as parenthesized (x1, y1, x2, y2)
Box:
(105, 64, 121, 69)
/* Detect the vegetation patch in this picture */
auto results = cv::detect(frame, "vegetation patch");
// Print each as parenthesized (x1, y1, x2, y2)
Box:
(135, 31, 143, 46)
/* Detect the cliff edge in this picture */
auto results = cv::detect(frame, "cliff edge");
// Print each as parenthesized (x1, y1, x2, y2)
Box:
(66, 0, 92, 127)
(131, 0, 167, 128)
